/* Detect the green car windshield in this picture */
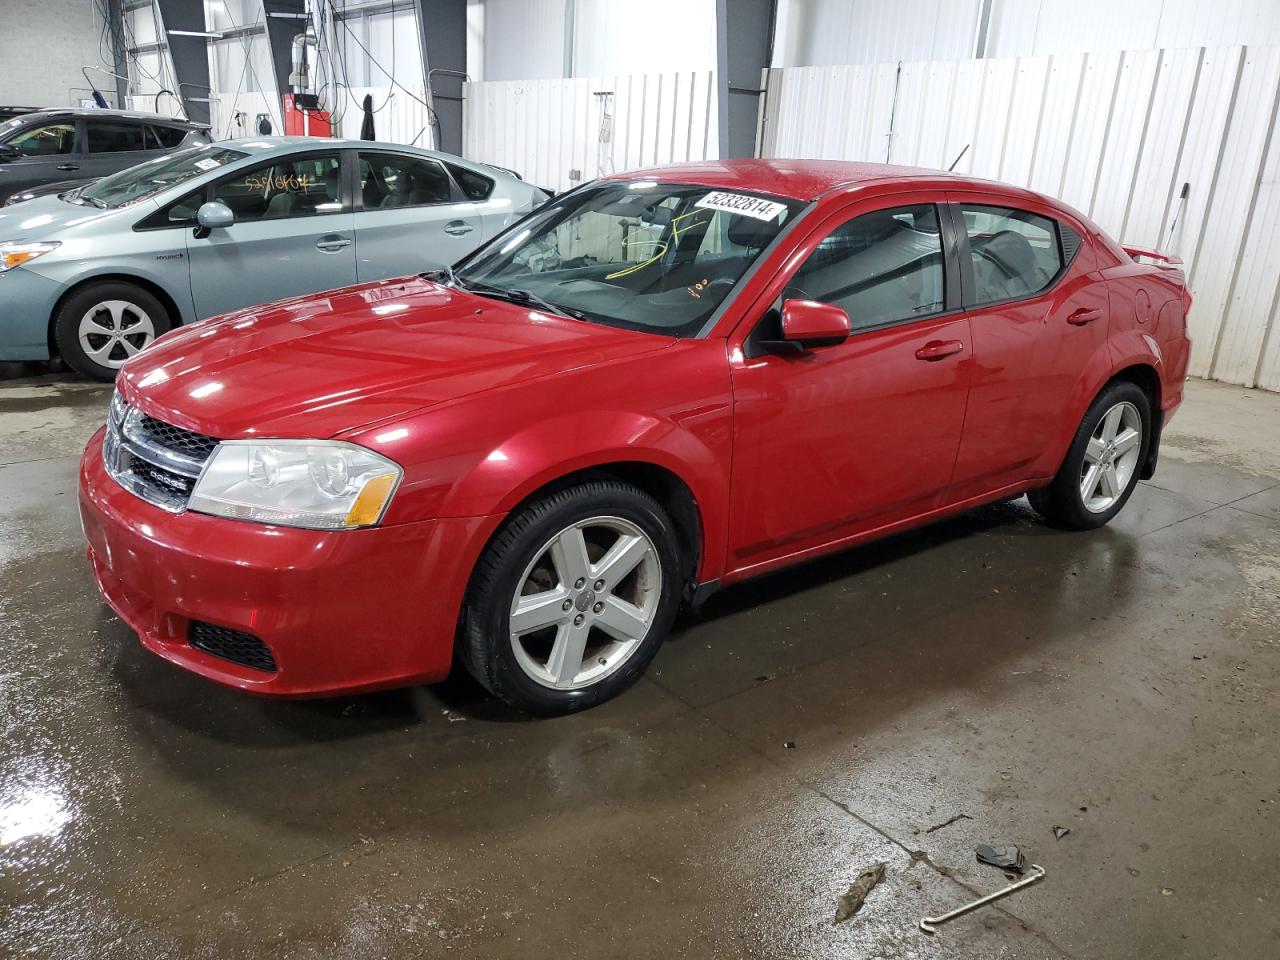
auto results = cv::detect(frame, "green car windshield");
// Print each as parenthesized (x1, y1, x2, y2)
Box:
(80, 145, 248, 208)
(456, 180, 803, 337)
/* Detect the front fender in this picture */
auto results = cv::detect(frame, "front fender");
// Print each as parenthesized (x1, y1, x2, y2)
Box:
(358, 341, 735, 581)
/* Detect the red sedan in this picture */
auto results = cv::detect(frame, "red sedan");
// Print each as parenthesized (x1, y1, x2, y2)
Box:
(78, 160, 1192, 714)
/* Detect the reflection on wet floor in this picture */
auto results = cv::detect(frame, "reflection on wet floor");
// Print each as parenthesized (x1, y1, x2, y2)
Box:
(1, 371, 1278, 959)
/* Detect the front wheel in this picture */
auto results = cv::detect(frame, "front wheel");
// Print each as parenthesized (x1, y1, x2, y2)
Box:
(459, 481, 683, 715)
(1029, 381, 1151, 529)
(53, 281, 172, 381)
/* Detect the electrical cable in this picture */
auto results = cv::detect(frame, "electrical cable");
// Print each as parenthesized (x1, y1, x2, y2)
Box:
(325, 0, 438, 136)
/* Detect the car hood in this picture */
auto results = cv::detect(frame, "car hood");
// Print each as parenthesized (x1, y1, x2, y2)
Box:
(118, 276, 676, 439)
(0, 193, 129, 238)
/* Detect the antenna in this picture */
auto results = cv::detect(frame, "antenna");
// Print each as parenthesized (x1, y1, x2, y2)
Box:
(948, 144, 970, 172)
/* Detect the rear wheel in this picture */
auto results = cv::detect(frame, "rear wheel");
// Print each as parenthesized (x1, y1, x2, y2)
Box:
(1029, 381, 1151, 529)
(460, 481, 682, 715)
(54, 281, 172, 381)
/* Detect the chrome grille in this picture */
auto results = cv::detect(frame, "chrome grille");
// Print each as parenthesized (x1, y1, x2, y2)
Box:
(103, 394, 218, 512)
(137, 414, 218, 459)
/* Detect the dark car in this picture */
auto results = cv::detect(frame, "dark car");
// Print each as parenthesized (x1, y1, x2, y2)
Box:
(0, 108, 210, 203)
(0, 106, 41, 123)
(2, 177, 89, 207)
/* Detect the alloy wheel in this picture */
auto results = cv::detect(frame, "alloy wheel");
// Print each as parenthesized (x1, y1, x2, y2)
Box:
(508, 516, 662, 690)
(1080, 401, 1142, 513)
(78, 300, 157, 369)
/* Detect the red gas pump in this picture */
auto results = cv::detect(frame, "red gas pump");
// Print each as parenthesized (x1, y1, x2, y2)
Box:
(282, 93, 332, 137)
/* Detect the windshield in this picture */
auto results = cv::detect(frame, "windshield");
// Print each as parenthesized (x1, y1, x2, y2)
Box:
(456, 180, 804, 337)
(80, 145, 247, 208)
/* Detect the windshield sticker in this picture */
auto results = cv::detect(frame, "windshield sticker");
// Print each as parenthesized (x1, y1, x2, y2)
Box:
(694, 191, 787, 222)
(192, 158, 222, 172)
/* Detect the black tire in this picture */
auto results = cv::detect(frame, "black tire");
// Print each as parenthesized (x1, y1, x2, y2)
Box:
(1029, 380, 1152, 530)
(53, 281, 172, 381)
(459, 480, 683, 715)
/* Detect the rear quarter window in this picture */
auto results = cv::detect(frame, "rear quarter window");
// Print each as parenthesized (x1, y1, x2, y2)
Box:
(446, 163, 494, 201)
(149, 125, 189, 149)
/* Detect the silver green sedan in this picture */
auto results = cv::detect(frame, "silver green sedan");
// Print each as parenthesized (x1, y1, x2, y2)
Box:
(0, 138, 548, 379)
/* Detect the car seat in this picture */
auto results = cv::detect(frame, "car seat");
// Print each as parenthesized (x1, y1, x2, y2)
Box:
(380, 172, 414, 208)
(264, 163, 301, 217)
(972, 229, 1047, 302)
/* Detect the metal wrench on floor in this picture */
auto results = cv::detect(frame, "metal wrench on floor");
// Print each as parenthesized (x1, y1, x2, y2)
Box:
(919, 863, 1046, 934)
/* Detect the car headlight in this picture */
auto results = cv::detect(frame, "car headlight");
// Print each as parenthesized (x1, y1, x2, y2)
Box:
(0, 241, 60, 272)
(188, 440, 402, 530)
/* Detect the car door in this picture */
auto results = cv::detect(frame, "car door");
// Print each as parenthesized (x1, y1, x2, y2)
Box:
(0, 118, 80, 200)
(353, 149, 483, 281)
(725, 196, 973, 576)
(78, 118, 153, 180)
(944, 196, 1108, 501)
(185, 150, 357, 318)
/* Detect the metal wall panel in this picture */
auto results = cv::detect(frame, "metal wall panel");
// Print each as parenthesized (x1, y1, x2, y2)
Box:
(464, 71, 718, 193)
(986, 0, 1280, 57)
(759, 44, 1280, 389)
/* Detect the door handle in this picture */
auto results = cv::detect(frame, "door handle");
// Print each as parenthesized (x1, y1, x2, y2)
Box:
(56, 163, 80, 171)
(915, 339, 965, 361)
(444, 220, 474, 236)
(1067, 307, 1102, 326)
(315, 235, 352, 252)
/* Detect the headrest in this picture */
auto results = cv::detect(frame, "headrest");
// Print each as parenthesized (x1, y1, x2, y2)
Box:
(325, 168, 342, 201)
(982, 230, 1036, 278)
(727, 214, 780, 248)
(393, 172, 413, 194)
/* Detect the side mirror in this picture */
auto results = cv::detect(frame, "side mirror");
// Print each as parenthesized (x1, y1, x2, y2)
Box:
(778, 298, 851, 350)
(196, 200, 235, 230)
(0, 144, 20, 161)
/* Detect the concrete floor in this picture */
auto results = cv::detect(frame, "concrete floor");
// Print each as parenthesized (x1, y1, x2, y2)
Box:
(1, 366, 1277, 959)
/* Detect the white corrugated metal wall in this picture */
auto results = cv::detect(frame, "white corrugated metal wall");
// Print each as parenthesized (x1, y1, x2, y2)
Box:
(758, 45, 1280, 391)
(773, 0, 1280, 65)
(463, 71, 718, 192)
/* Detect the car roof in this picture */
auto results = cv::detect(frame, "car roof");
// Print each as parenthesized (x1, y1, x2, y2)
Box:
(217, 137, 504, 172)
(17, 107, 205, 128)
(606, 158, 988, 202)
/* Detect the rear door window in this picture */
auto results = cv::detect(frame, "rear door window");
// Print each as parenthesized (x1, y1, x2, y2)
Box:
(959, 205, 1063, 305)
(86, 120, 147, 153)
(357, 152, 454, 209)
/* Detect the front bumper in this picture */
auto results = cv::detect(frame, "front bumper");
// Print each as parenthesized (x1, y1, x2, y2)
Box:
(0, 266, 62, 360)
(79, 428, 498, 696)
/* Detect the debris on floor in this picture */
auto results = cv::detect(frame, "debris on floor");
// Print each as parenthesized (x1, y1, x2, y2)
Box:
(920, 864, 1047, 935)
(833, 862, 886, 924)
(783, 740, 796, 749)
(441, 709, 467, 722)
(925, 813, 972, 834)
(1053, 825, 1071, 841)
(975, 844, 1026, 875)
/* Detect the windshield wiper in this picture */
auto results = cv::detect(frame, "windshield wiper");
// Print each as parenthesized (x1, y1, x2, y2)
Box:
(466, 280, 585, 321)
(79, 195, 109, 209)
(420, 268, 585, 321)
(420, 265, 463, 287)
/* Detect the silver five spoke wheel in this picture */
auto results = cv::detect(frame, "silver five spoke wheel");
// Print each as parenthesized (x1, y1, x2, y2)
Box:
(509, 516, 662, 690)
(78, 300, 157, 370)
(1080, 401, 1142, 513)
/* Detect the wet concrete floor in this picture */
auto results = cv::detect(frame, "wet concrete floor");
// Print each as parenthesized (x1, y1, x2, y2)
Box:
(1, 365, 1277, 958)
